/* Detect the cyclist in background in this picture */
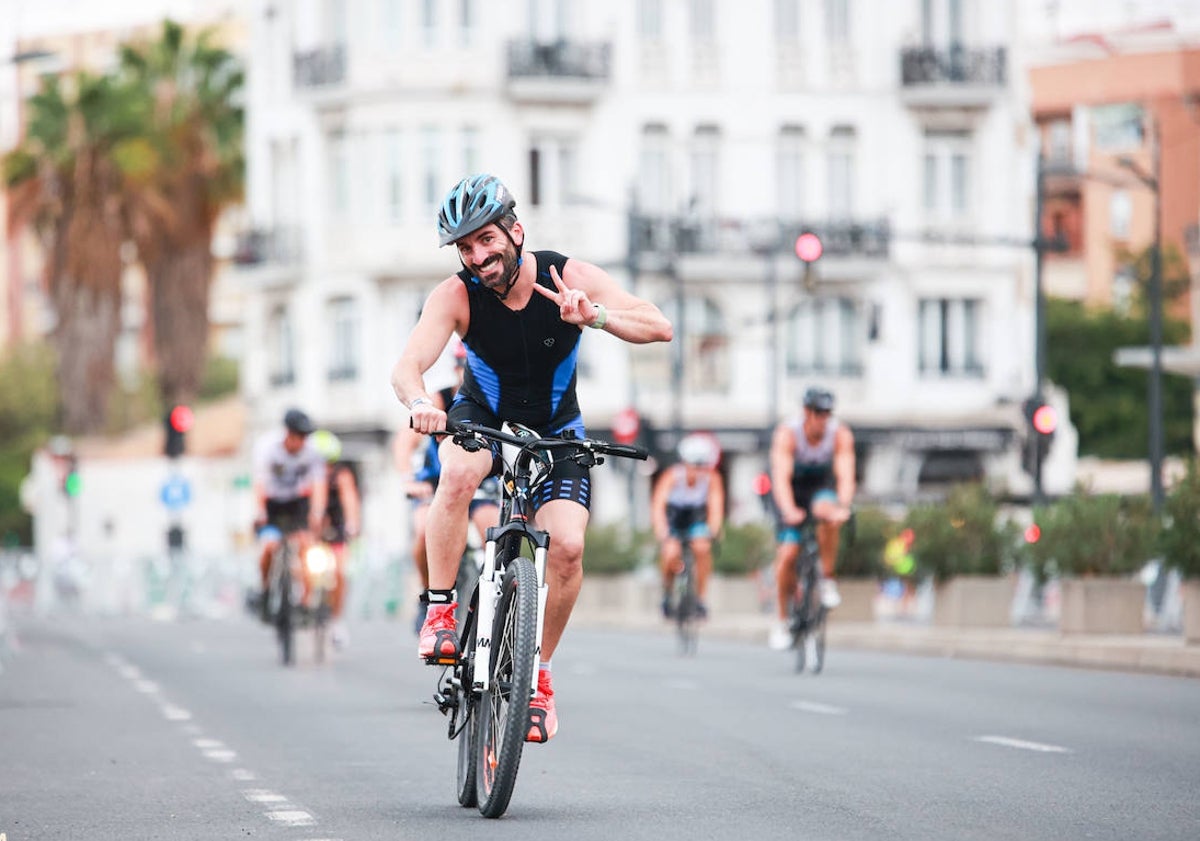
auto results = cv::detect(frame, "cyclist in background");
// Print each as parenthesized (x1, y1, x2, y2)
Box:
(767, 386, 855, 651)
(651, 433, 725, 620)
(393, 173, 671, 742)
(253, 408, 327, 622)
(311, 430, 360, 649)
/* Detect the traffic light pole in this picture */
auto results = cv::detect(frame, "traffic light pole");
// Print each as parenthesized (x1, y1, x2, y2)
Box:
(1033, 152, 1048, 505)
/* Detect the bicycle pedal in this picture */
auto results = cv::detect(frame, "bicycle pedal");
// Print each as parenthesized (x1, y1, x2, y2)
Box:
(425, 653, 457, 666)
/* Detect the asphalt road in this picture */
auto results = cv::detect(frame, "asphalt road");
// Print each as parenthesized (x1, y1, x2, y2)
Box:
(2, 614, 1198, 841)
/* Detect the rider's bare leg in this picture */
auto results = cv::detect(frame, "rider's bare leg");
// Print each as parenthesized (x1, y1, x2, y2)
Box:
(533, 499, 590, 663)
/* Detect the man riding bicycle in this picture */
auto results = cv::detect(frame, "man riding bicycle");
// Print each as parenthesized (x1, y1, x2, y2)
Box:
(253, 408, 328, 622)
(392, 173, 672, 742)
(767, 387, 856, 651)
(651, 432, 725, 620)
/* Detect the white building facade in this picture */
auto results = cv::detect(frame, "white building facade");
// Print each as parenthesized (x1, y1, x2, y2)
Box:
(234, 0, 1074, 538)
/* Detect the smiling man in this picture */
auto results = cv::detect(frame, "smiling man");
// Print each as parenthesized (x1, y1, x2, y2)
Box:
(391, 173, 672, 742)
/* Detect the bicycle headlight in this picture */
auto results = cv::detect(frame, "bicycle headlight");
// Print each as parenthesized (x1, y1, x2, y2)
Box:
(304, 544, 335, 576)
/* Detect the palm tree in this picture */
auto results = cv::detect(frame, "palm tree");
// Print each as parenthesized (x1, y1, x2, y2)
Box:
(3, 73, 144, 434)
(118, 19, 244, 407)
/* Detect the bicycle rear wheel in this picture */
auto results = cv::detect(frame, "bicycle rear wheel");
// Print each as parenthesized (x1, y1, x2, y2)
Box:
(675, 553, 699, 656)
(475, 554, 537, 818)
(810, 606, 828, 674)
(276, 550, 294, 666)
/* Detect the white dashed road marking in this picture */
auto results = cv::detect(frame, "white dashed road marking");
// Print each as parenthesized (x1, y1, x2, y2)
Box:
(788, 700, 848, 716)
(267, 810, 317, 827)
(973, 735, 1071, 754)
(106, 649, 329, 835)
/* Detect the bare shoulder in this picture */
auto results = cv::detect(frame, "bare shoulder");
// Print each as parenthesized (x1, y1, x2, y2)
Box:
(835, 421, 855, 447)
(771, 422, 797, 452)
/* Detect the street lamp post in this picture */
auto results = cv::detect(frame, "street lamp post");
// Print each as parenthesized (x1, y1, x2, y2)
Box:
(1118, 116, 1164, 514)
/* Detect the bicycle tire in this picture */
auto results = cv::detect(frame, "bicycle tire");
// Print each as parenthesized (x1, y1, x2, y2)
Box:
(313, 595, 330, 664)
(811, 607, 828, 674)
(455, 587, 479, 808)
(475, 554, 537, 818)
(675, 548, 699, 656)
(276, 552, 294, 666)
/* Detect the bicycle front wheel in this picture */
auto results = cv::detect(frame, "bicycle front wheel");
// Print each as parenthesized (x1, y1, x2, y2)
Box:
(475, 554, 538, 818)
(455, 587, 479, 808)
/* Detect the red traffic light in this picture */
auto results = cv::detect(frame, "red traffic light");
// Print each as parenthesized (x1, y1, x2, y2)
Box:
(169, 405, 194, 433)
(1024, 523, 1042, 544)
(1032, 404, 1057, 436)
(794, 232, 823, 262)
(753, 472, 772, 496)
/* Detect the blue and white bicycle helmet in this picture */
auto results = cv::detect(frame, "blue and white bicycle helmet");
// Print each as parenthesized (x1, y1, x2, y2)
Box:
(437, 174, 517, 247)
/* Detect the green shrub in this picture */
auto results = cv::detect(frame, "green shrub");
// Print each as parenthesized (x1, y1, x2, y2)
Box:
(1031, 491, 1158, 578)
(714, 522, 774, 575)
(837, 505, 895, 579)
(583, 523, 652, 576)
(902, 483, 1018, 583)
(1161, 459, 1200, 579)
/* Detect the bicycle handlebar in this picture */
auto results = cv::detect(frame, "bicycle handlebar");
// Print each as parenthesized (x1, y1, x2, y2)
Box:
(438, 421, 649, 462)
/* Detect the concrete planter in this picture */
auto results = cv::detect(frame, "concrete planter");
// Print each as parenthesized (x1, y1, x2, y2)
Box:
(831, 578, 878, 622)
(577, 573, 655, 620)
(933, 575, 1016, 628)
(1059, 578, 1146, 635)
(1181, 580, 1200, 644)
(708, 573, 767, 614)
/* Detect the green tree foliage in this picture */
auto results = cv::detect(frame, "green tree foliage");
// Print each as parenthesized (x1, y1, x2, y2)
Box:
(1030, 491, 1158, 577)
(903, 484, 1019, 583)
(4, 73, 146, 434)
(1045, 244, 1192, 458)
(0, 344, 60, 542)
(118, 20, 244, 406)
(1160, 459, 1200, 579)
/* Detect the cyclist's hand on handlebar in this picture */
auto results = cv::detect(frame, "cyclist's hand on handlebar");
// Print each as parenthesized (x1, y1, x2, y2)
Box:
(404, 479, 434, 500)
(781, 506, 807, 527)
(408, 403, 446, 435)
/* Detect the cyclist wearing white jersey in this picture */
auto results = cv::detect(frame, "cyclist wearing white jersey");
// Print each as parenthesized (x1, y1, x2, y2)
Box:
(651, 433, 725, 619)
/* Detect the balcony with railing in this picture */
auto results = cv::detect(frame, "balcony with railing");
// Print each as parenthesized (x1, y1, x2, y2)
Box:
(505, 38, 611, 103)
(899, 44, 1006, 108)
(233, 226, 305, 267)
(293, 43, 346, 90)
(631, 215, 891, 262)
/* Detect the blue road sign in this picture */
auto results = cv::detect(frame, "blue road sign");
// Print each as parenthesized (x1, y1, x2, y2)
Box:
(160, 475, 192, 510)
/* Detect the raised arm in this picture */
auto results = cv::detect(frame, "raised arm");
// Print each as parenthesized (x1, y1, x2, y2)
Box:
(533, 260, 673, 344)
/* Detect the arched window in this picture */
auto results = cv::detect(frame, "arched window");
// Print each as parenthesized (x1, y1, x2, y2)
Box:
(786, 296, 863, 377)
(267, 304, 295, 387)
(327, 296, 360, 381)
(660, 294, 729, 392)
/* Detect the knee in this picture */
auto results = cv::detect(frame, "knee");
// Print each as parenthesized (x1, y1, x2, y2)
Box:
(552, 531, 586, 574)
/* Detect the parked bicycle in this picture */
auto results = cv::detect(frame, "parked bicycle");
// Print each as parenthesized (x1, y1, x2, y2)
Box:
(431, 420, 647, 818)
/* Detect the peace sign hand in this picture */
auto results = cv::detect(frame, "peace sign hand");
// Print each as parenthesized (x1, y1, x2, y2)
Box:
(533, 264, 601, 328)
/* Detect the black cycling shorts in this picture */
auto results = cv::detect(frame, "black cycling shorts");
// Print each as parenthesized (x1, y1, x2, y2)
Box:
(447, 400, 591, 512)
(266, 497, 310, 534)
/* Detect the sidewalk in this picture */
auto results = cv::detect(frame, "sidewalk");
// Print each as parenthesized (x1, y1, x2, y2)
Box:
(573, 608, 1200, 678)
